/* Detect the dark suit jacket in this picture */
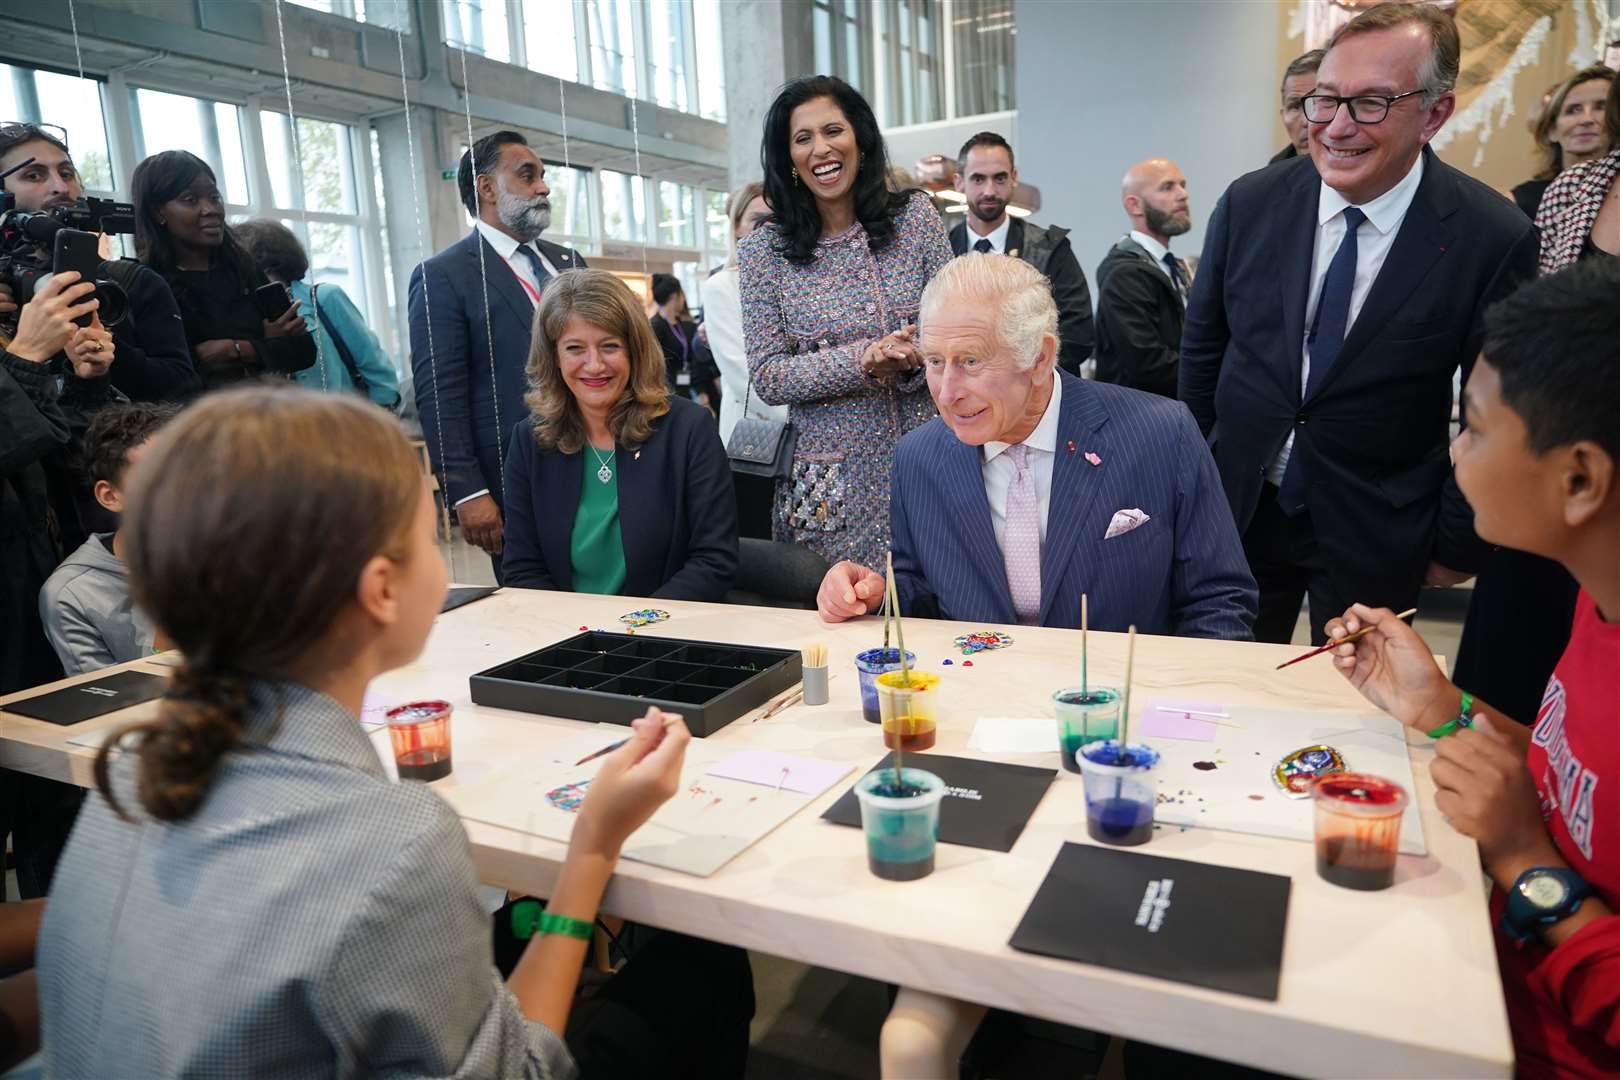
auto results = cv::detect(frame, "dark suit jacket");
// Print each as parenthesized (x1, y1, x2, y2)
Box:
(1094, 237, 1184, 398)
(1179, 148, 1539, 605)
(950, 218, 1094, 376)
(407, 231, 586, 507)
(500, 396, 738, 601)
(649, 313, 719, 402)
(890, 371, 1256, 639)
(102, 261, 199, 402)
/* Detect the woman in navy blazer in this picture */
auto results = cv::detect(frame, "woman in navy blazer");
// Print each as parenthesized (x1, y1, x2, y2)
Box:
(502, 269, 738, 601)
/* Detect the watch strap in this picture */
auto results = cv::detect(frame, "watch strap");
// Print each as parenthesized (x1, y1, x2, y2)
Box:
(1499, 867, 1592, 943)
(1426, 690, 1475, 739)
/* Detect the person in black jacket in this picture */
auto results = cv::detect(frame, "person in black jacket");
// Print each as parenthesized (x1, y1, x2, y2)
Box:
(0, 270, 114, 899)
(648, 272, 718, 411)
(0, 123, 198, 403)
(503, 269, 737, 602)
(131, 151, 313, 392)
(1270, 50, 1325, 165)
(1179, 3, 1538, 645)
(948, 132, 1094, 375)
(1094, 158, 1192, 398)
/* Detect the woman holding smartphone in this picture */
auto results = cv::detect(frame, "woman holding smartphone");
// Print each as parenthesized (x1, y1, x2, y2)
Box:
(130, 150, 314, 392)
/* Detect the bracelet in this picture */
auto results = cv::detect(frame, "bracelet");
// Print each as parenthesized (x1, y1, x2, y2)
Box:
(1425, 690, 1475, 739)
(232, 340, 242, 361)
(509, 899, 594, 942)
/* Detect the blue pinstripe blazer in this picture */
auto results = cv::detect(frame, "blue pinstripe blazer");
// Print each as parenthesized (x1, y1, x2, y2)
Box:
(890, 371, 1257, 639)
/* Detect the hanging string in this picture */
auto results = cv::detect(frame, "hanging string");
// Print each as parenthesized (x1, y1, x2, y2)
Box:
(456, 45, 504, 487)
(66, 0, 86, 82)
(272, 0, 327, 392)
(396, 25, 457, 583)
(628, 97, 648, 278)
(558, 76, 571, 169)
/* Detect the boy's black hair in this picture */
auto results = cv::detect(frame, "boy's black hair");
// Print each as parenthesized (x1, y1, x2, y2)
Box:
(650, 273, 683, 306)
(85, 403, 180, 487)
(1481, 258, 1620, 460)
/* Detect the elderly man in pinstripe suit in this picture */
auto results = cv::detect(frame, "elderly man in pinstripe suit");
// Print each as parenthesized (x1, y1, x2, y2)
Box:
(817, 254, 1256, 639)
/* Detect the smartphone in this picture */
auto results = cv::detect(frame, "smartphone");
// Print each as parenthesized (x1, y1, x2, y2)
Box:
(253, 281, 295, 321)
(51, 227, 104, 328)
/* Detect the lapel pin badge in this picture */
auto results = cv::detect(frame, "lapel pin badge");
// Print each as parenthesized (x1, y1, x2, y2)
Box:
(1085, 451, 1102, 467)
(1066, 440, 1076, 453)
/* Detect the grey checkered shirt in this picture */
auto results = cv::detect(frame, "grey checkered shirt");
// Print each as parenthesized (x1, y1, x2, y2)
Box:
(38, 680, 576, 1078)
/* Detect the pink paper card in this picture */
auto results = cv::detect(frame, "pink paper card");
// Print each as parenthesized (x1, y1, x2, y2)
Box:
(359, 691, 398, 731)
(705, 750, 853, 796)
(1139, 699, 1227, 742)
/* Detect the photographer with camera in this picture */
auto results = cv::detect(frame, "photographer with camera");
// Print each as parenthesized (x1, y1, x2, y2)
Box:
(0, 123, 197, 404)
(131, 151, 313, 391)
(2, 268, 113, 902)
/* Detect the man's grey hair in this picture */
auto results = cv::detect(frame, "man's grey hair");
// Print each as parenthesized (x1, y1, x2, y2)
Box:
(1326, 2, 1459, 107)
(919, 253, 1058, 371)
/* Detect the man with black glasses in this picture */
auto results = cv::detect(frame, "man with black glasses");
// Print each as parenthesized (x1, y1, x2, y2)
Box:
(1180, 2, 1537, 645)
(0, 122, 197, 403)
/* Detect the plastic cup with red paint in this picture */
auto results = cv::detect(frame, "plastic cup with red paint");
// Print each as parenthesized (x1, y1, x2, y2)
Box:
(1312, 772, 1407, 891)
(387, 700, 454, 782)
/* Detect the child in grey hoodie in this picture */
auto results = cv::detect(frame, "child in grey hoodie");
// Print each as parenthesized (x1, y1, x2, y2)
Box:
(39, 403, 177, 674)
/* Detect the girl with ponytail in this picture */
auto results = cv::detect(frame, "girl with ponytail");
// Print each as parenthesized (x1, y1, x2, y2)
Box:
(36, 387, 754, 1077)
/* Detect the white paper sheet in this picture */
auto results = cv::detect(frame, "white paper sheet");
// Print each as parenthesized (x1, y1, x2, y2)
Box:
(966, 717, 1059, 755)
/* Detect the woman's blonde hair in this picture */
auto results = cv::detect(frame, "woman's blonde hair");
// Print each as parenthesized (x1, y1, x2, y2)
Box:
(96, 387, 422, 822)
(524, 268, 670, 454)
(725, 180, 766, 265)
(1532, 65, 1617, 180)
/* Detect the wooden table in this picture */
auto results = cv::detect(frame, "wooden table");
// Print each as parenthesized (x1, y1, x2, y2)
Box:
(0, 590, 1512, 1078)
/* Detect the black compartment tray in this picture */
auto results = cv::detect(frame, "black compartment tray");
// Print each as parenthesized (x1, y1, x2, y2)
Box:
(469, 631, 802, 736)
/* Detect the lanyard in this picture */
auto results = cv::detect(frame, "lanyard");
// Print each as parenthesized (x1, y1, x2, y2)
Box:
(508, 254, 543, 305)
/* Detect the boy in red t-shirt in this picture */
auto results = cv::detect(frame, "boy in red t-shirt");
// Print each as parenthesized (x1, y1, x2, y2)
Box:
(1324, 259, 1620, 1080)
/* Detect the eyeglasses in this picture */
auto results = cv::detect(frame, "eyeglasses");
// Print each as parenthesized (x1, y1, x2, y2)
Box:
(1302, 90, 1425, 125)
(0, 121, 70, 146)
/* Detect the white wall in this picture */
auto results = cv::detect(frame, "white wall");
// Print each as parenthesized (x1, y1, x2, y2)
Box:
(1014, 0, 1280, 280)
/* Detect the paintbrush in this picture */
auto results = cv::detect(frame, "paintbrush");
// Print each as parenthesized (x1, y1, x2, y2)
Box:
(1081, 593, 1089, 697)
(1117, 625, 1137, 765)
(753, 685, 804, 722)
(1274, 608, 1418, 670)
(573, 712, 683, 765)
(881, 577, 893, 652)
(886, 551, 907, 789)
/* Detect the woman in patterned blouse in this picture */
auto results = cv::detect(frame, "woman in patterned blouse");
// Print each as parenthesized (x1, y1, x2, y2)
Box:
(738, 75, 952, 571)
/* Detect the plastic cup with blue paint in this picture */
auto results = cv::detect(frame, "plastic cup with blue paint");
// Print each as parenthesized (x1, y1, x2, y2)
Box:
(854, 767, 945, 881)
(855, 647, 915, 723)
(1052, 687, 1121, 773)
(1078, 741, 1160, 847)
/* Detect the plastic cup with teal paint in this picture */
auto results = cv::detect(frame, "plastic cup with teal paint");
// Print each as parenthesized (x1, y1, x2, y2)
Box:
(854, 767, 945, 881)
(1052, 687, 1121, 773)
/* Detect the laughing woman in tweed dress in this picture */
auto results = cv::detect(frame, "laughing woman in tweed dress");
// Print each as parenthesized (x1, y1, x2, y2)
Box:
(739, 75, 952, 570)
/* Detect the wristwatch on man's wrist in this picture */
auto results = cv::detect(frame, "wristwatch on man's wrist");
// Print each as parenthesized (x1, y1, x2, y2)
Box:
(1499, 866, 1591, 943)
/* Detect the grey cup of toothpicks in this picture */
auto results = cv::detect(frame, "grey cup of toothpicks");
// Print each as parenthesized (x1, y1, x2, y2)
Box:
(802, 645, 829, 705)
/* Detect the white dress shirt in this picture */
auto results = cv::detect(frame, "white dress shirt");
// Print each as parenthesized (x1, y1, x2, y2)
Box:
(982, 370, 1061, 551)
(964, 214, 1013, 254)
(1268, 153, 1425, 486)
(1128, 229, 1177, 282)
(474, 219, 560, 302)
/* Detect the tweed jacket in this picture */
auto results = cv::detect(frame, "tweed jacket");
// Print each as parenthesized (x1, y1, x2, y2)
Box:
(737, 190, 952, 570)
(1535, 148, 1620, 273)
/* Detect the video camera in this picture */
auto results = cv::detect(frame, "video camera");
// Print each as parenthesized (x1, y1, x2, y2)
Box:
(0, 191, 136, 327)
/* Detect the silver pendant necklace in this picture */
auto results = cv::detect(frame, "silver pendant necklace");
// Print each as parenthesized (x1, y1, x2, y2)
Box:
(590, 444, 615, 484)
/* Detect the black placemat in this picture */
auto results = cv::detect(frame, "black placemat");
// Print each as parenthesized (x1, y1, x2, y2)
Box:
(2, 670, 169, 727)
(821, 754, 1057, 853)
(1010, 843, 1291, 1001)
(442, 586, 497, 613)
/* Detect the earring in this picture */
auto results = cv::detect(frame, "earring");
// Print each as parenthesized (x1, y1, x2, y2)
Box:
(792, 167, 801, 186)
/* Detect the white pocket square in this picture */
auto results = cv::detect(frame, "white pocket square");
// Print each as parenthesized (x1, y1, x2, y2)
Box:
(1104, 508, 1151, 540)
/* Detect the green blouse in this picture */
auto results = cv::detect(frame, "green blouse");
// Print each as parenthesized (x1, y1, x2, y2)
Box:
(570, 448, 627, 595)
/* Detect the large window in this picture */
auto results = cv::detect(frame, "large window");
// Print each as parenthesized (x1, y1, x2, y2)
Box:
(586, 0, 639, 98)
(440, 2, 726, 121)
(704, 188, 728, 259)
(599, 169, 646, 242)
(655, 180, 696, 249)
(875, 0, 944, 127)
(813, 0, 869, 93)
(953, 0, 1016, 116)
(0, 62, 115, 192)
(543, 160, 594, 245)
(129, 87, 251, 205)
(443, 0, 514, 64)
(286, 0, 412, 31)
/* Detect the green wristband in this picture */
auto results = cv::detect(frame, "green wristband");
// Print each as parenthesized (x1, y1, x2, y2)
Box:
(1426, 690, 1475, 739)
(509, 900, 595, 942)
